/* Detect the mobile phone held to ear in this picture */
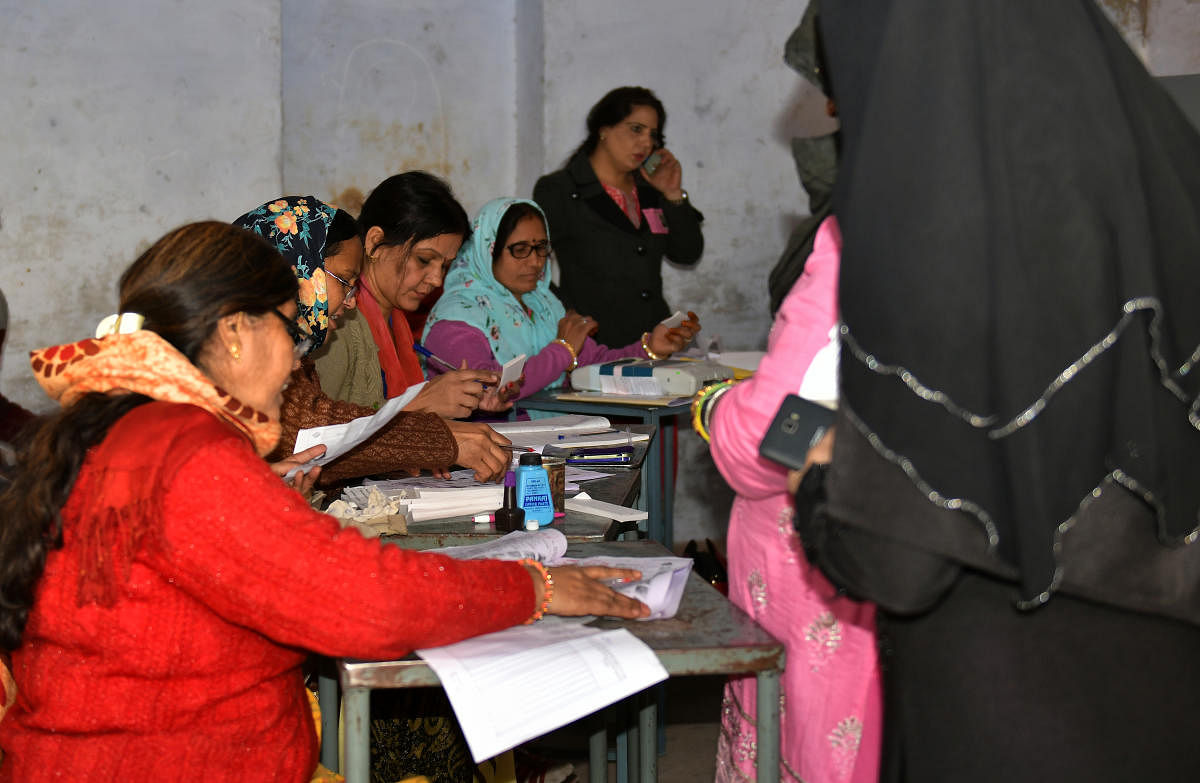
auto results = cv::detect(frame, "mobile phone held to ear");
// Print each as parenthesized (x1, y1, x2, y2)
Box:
(758, 394, 836, 471)
(642, 151, 663, 177)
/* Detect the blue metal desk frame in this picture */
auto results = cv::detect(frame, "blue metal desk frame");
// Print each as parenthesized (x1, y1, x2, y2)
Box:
(515, 392, 692, 546)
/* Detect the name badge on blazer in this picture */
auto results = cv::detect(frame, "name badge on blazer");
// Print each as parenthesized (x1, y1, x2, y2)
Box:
(642, 208, 669, 234)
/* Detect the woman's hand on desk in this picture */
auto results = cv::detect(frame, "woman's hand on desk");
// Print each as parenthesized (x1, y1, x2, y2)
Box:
(407, 365, 501, 418)
(527, 564, 652, 620)
(445, 420, 511, 482)
(647, 311, 701, 357)
(557, 310, 599, 354)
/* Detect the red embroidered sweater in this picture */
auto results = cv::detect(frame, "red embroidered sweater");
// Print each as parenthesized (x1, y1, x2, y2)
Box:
(0, 402, 534, 781)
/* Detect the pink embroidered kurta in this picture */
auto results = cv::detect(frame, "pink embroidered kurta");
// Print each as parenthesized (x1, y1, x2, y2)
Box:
(711, 217, 882, 783)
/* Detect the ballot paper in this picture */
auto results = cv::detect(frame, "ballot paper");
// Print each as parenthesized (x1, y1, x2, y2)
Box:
(289, 382, 426, 475)
(429, 529, 568, 561)
(660, 310, 686, 329)
(499, 353, 526, 388)
(797, 326, 840, 407)
(558, 554, 694, 621)
(417, 622, 667, 763)
(488, 415, 615, 449)
(432, 528, 691, 621)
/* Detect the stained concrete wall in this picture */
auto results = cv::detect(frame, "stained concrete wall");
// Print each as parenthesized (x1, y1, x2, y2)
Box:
(0, 0, 282, 410)
(279, 0, 519, 217)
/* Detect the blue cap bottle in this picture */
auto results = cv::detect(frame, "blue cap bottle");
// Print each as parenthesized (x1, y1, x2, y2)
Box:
(515, 453, 555, 528)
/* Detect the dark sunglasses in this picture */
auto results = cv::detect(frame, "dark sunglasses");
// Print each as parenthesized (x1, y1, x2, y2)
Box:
(270, 308, 315, 358)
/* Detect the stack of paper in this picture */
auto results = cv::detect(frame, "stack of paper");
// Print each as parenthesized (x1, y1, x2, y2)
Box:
(341, 472, 503, 522)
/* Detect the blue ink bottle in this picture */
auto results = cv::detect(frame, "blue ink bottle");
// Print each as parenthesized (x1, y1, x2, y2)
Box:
(515, 453, 555, 528)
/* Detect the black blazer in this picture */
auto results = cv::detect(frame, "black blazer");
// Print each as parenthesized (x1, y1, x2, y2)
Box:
(533, 151, 704, 347)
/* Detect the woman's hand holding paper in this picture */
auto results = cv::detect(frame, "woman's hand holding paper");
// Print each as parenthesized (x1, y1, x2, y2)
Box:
(647, 310, 701, 357)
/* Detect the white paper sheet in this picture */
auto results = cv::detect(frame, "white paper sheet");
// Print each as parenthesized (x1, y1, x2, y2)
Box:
(289, 382, 426, 476)
(428, 529, 568, 561)
(552, 431, 649, 449)
(565, 494, 648, 523)
(499, 353, 526, 388)
(417, 624, 667, 763)
(798, 326, 840, 407)
(659, 310, 685, 329)
(558, 555, 694, 621)
(564, 466, 611, 483)
(488, 415, 611, 436)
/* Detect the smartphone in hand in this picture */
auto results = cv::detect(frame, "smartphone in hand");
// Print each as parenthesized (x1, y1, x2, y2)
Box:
(758, 394, 835, 471)
(642, 151, 663, 177)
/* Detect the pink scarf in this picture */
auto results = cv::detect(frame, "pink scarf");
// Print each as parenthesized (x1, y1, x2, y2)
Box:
(355, 277, 427, 397)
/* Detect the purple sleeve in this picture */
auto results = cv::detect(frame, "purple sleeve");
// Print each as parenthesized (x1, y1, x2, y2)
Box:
(576, 336, 647, 366)
(423, 320, 502, 374)
(425, 319, 585, 400)
(709, 216, 842, 500)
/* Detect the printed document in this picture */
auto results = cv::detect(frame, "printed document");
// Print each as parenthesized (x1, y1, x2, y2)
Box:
(418, 622, 667, 762)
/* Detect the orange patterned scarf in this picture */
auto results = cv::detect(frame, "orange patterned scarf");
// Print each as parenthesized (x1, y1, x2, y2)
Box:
(30, 330, 280, 456)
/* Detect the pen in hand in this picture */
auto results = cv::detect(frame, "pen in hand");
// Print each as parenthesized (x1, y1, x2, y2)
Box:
(412, 342, 460, 373)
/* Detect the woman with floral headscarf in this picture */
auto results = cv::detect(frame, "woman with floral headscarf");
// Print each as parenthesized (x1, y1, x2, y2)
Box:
(423, 198, 699, 399)
(234, 196, 511, 483)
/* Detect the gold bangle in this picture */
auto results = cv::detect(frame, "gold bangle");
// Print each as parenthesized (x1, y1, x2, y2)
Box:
(690, 380, 735, 442)
(520, 558, 554, 623)
(552, 338, 579, 372)
(641, 331, 664, 360)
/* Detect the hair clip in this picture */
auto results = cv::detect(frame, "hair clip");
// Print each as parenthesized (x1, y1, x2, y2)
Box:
(95, 312, 145, 338)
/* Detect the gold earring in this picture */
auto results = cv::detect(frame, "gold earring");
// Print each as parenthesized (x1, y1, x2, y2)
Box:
(600, 133, 607, 141)
(229, 343, 241, 361)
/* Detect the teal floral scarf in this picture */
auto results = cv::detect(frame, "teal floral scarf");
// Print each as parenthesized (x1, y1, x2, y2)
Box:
(233, 196, 338, 356)
(425, 197, 566, 382)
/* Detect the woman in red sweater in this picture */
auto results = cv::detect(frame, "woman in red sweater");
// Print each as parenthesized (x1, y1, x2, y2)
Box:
(0, 222, 646, 781)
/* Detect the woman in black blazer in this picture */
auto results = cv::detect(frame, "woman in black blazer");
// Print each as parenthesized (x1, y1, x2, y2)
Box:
(533, 86, 704, 348)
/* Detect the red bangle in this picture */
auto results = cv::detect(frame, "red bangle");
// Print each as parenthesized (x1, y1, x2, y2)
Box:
(520, 558, 554, 623)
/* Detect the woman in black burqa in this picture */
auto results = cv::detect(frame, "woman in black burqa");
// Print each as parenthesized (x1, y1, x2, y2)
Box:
(802, 2, 1200, 780)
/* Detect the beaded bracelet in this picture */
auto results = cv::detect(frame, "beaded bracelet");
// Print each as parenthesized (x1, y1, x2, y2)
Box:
(552, 338, 579, 372)
(641, 331, 665, 360)
(690, 380, 736, 442)
(519, 558, 554, 623)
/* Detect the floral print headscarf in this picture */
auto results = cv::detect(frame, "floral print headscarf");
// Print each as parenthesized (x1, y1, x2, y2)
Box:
(233, 196, 338, 356)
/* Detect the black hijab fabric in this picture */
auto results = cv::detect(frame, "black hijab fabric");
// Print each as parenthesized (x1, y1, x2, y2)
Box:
(822, 0, 1200, 603)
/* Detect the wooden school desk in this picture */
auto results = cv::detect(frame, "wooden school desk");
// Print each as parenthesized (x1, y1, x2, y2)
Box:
(515, 391, 692, 546)
(330, 540, 785, 783)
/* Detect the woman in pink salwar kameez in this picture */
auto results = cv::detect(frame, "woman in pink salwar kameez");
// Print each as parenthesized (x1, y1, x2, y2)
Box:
(712, 216, 881, 783)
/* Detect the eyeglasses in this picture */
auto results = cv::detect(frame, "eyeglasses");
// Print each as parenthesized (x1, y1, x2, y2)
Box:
(324, 268, 359, 301)
(623, 121, 664, 149)
(505, 240, 552, 260)
(270, 308, 315, 358)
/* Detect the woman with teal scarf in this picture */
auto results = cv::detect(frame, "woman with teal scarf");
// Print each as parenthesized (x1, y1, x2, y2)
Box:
(423, 198, 699, 399)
